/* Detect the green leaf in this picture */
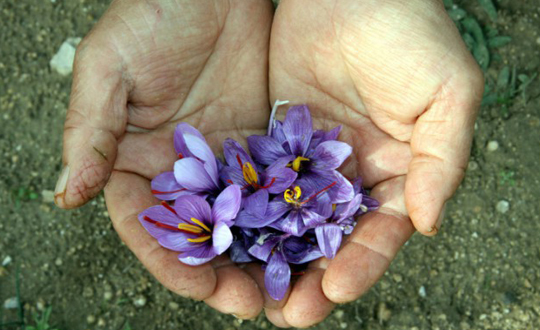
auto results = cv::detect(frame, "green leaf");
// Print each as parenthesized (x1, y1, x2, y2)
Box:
(488, 36, 512, 48)
(497, 66, 510, 90)
(481, 93, 498, 106)
(478, 0, 498, 22)
(462, 33, 476, 51)
(448, 8, 467, 21)
(518, 74, 530, 83)
(473, 43, 490, 71)
(443, 0, 454, 8)
(463, 17, 486, 45)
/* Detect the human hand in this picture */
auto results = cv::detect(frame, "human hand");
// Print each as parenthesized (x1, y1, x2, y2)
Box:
(265, 0, 483, 327)
(54, 0, 274, 319)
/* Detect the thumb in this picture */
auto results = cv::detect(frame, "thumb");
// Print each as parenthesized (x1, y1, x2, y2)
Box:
(405, 70, 483, 235)
(54, 40, 129, 209)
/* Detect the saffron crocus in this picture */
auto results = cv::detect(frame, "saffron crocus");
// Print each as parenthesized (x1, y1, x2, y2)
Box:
(221, 138, 297, 196)
(248, 231, 323, 300)
(151, 123, 221, 200)
(138, 185, 241, 265)
(247, 105, 354, 203)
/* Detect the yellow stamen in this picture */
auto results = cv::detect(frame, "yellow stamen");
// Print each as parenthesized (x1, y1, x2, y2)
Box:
(178, 223, 204, 234)
(190, 217, 211, 232)
(242, 162, 259, 186)
(287, 156, 310, 172)
(332, 204, 337, 212)
(187, 235, 211, 243)
(284, 186, 302, 204)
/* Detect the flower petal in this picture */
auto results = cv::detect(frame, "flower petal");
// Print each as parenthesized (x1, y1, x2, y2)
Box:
(248, 234, 281, 262)
(247, 135, 288, 165)
(150, 171, 189, 201)
(315, 224, 343, 259)
(265, 250, 291, 301)
(301, 208, 327, 228)
(173, 195, 212, 225)
(174, 157, 218, 192)
(229, 240, 255, 263)
(311, 140, 352, 170)
(212, 221, 233, 255)
(279, 210, 308, 236)
(264, 157, 297, 194)
(174, 123, 219, 186)
(334, 194, 362, 222)
(243, 189, 269, 218)
(282, 105, 313, 156)
(178, 244, 217, 266)
(266, 200, 290, 221)
(212, 185, 242, 223)
(223, 138, 254, 169)
(234, 208, 280, 228)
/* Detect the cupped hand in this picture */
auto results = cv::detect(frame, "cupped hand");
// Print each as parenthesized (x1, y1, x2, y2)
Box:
(55, 0, 274, 319)
(266, 0, 483, 327)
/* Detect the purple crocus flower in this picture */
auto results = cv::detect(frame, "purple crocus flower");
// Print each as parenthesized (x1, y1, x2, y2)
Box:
(220, 138, 297, 196)
(248, 231, 323, 300)
(151, 123, 221, 200)
(247, 105, 354, 203)
(352, 178, 380, 216)
(138, 185, 241, 265)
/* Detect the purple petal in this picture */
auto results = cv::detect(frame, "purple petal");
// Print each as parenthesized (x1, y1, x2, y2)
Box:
(315, 224, 343, 259)
(311, 140, 352, 170)
(212, 185, 242, 223)
(243, 189, 269, 218)
(334, 194, 362, 222)
(282, 105, 313, 156)
(329, 171, 355, 203)
(310, 126, 342, 149)
(139, 206, 195, 251)
(300, 208, 327, 227)
(151, 172, 189, 201)
(212, 221, 233, 255)
(302, 170, 354, 204)
(229, 240, 255, 263)
(279, 210, 308, 236)
(174, 123, 219, 186)
(219, 166, 246, 187)
(247, 135, 288, 166)
(234, 209, 279, 228)
(178, 244, 217, 266)
(266, 200, 290, 220)
(265, 250, 291, 301)
(271, 120, 287, 145)
(263, 157, 297, 194)
(174, 157, 218, 192)
(223, 138, 254, 169)
(248, 234, 281, 262)
(173, 195, 212, 225)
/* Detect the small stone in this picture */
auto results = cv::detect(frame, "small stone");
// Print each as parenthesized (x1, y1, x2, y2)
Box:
(418, 286, 427, 298)
(334, 309, 345, 319)
(487, 140, 499, 152)
(133, 295, 147, 307)
(36, 299, 45, 311)
(41, 190, 55, 203)
(0, 267, 7, 277)
(496, 200, 510, 214)
(524, 279, 532, 288)
(87, 315, 96, 324)
(104, 291, 113, 301)
(3, 297, 19, 309)
(168, 301, 179, 310)
(467, 160, 478, 171)
(536, 37, 540, 45)
(55, 258, 63, 266)
(377, 302, 392, 322)
(340, 322, 348, 329)
(392, 274, 403, 283)
(49, 37, 81, 76)
(82, 287, 94, 298)
(2, 256, 12, 266)
(97, 317, 106, 327)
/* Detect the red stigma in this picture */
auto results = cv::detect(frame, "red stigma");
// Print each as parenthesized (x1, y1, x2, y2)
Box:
(143, 216, 206, 236)
(257, 177, 276, 189)
(161, 201, 177, 215)
(178, 153, 184, 159)
(302, 181, 337, 205)
(292, 271, 306, 276)
(226, 179, 234, 185)
(236, 154, 243, 168)
(151, 188, 187, 195)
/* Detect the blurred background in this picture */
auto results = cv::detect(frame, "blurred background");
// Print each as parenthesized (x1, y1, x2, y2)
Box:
(1, 0, 539, 329)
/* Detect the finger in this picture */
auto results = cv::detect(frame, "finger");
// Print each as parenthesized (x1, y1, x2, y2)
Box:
(243, 263, 290, 310)
(204, 257, 264, 319)
(55, 38, 129, 209)
(264, 307, 291, 328)
(406, 71, 483, 235)
(104, 171, 217, 300)
(281, 266, 335, 328)
(322, 175, 415, 303)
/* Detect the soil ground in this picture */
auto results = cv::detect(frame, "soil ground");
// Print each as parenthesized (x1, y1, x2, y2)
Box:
(1, 0, 539, 329)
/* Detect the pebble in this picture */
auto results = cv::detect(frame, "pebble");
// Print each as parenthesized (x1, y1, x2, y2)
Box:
(82, 287, 94, 298)
(377, 302, 392, 322)
(3, 297, 19, 309)
(496, 200, 510, 214)
(133, 295, 147, 307)
(41, 190, 55, 203)
(49, 37, 81, 76)
(467, 160, 479, 171)
(87, 315, 96, 324)
(55, 258, 63, 266)
(392, 274, 403, 283)
(340, 322, 348, 329)
(168, 301, 179, 310)
(0, 267, 7, 277)
(334, 309, 344, 319)
(36, 299, 45, 311)
(418, 286, 427, 298)
(2, 256, 12, 266)
(487, 140, 499, 152)
(97, 318, 106, 327)
(104, 291, 113, 301)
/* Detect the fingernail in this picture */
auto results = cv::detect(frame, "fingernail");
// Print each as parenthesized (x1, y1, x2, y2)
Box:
(54, 165, 70, 198)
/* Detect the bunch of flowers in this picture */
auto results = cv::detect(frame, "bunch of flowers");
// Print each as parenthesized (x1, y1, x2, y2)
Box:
(138, 102, 378, 300)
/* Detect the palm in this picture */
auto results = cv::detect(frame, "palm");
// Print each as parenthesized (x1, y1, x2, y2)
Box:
(266, 0, 482, 326)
